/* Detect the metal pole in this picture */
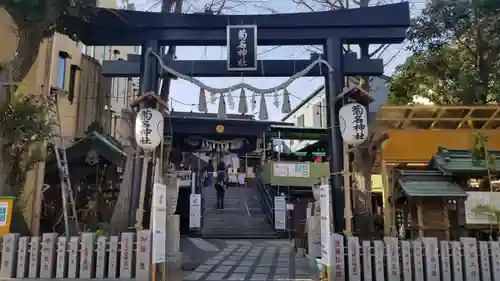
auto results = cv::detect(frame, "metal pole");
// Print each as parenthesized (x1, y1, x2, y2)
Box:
(343, 143, 352, 235)
(323, 38, 345, 233)
(136, 151, 151, 229)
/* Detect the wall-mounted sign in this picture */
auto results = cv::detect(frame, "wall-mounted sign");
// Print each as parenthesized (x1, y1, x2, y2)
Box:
(135, 108, 164, 150)
(274, 163, 310, 178)
(274, 196, 286, 230)
(226, 25, 257, 71)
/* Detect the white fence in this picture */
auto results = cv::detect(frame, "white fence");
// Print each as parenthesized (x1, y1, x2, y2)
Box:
(322, 234, 500, 281)
(0, 230, 151, 279)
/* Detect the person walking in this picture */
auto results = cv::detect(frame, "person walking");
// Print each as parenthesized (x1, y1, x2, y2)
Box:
(214, 174, 226, 211)
(205, 161, 214, 187)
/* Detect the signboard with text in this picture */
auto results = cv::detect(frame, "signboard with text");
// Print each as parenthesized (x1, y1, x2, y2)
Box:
(274, 163, 310, 178)
(151, 183, 166, 263)
(226, 25, 257, 71)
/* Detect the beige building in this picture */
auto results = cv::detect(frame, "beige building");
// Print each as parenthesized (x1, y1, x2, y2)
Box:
(0, 0, 137, 234)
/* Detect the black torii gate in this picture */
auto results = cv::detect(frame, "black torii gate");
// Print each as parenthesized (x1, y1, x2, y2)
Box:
(76, 3, 410, 232)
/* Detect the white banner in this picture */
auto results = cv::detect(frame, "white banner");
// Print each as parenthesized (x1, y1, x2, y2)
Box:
(151, 183, 167, 264)
(320, 184, 333, 266)
(189, 194, 201, 229)
(274, 196, 286, 230)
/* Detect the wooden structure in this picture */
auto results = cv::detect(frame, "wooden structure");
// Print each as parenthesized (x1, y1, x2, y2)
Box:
(377, 105, 500, 236)
(43, 131, 126, 233)
(394, 169, 468, 240)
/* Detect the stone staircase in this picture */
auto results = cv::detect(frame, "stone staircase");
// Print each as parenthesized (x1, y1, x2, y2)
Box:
(201, 184, 279, 238)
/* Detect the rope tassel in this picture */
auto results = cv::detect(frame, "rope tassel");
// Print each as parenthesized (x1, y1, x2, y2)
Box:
(228, 92, 235, 110)
(198, 88, 207, 112)
(281, 89, 292, 114)
(258, 94, 268, 120)
(251, 92, 257, 112)
(238, 89, 248, 114)
(218, 94, 227, 119)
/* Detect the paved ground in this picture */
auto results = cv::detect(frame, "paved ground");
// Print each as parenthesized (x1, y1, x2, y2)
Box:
(182, 239, 313, 281)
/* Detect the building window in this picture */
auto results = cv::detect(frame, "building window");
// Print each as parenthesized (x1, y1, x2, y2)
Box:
(56, 52, 69, 89)
(68, 65, 79, 104)
(297, 114, 305, 127)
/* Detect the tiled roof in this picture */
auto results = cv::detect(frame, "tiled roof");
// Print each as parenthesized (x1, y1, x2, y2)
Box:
(396, 169, 468, 198)
(429, 146, 500, 176)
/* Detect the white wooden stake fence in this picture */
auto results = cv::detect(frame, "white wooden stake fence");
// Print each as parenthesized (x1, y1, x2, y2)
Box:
(0, 230, 151, 279)
(324, 234, 500, 281)
(2, 231, 500, 280)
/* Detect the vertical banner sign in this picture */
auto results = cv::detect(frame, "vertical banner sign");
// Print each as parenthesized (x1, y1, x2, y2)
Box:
(189, 194, 201, 229)
(152, 183, 167, 264)
(274, 196, 286, 230)
(319, 184, 332, 266)
(227, 25, 257, 71)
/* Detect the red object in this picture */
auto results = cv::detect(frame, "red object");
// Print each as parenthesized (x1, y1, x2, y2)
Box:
(315, 156, 322, 163)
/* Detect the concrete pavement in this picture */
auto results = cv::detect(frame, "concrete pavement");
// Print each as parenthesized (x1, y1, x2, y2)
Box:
(183, 239, 313, 281)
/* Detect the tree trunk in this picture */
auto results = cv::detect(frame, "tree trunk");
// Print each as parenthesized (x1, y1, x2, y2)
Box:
(109, 146, 135, 234)
(109, 109, 136, 233)
(0, 28, 44, 197)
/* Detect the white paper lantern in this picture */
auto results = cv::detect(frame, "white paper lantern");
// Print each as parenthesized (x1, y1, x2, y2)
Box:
(338, 102, 368, 145)
(135, 108, 164, 150)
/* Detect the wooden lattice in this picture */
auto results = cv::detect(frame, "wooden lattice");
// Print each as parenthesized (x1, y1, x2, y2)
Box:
(376, 105, 500, 130)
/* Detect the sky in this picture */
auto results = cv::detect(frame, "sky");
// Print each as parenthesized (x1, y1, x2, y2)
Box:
(128, 0, 426, 121)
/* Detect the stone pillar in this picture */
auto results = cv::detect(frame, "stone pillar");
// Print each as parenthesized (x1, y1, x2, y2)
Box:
(136, 230, 151, 280)
(55, 237, 67, 278)
(40, 233, 58, 278)
(0, 233, 19, 278)
(67, 237, 80, 278)
(108, 236, 119, 278)
(95, 236, 107, 278)
(79, 233, 95, 278)
(17, 237, 29, 278)
(28, 236, 41, 278)
(120, 232, 134, 278)
(166, 215, 182, 268)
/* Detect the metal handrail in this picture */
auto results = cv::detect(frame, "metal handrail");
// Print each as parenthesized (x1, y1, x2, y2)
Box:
(256, 173, 275, 225)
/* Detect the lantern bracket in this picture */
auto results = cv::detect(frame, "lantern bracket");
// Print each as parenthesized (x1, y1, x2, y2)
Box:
(335, 86, 374, 106)
(130, 91, 169, 113)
